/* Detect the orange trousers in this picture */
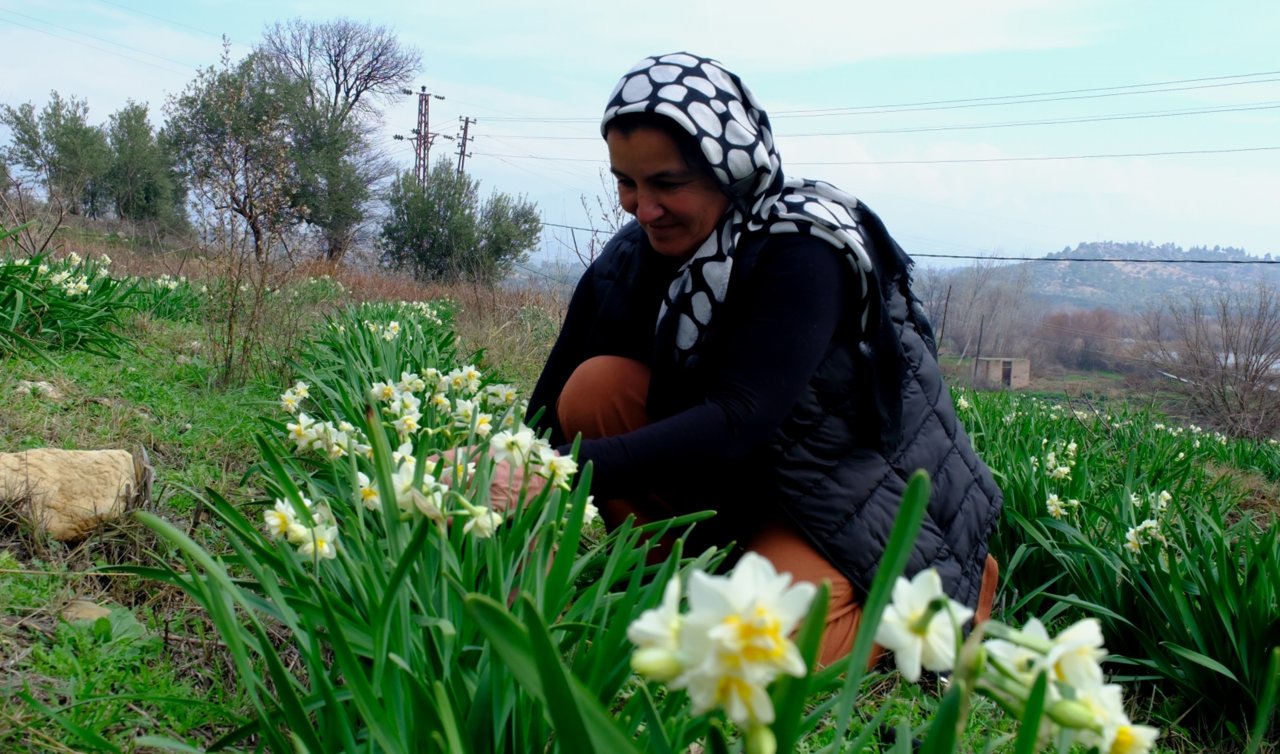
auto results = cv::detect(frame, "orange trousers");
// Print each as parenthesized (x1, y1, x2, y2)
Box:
(557, 355, 998, 667)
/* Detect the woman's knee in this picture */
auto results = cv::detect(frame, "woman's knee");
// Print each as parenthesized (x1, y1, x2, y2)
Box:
(557, 356, 651, 439)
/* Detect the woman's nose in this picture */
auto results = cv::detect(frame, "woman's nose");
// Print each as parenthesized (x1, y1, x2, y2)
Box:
(634, 189, 664, 224)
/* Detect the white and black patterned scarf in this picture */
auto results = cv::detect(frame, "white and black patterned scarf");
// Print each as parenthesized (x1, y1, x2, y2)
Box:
(602, 52, 884, 370)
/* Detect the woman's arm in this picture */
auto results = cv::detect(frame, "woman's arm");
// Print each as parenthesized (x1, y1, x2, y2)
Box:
(576, 237, 852, 494)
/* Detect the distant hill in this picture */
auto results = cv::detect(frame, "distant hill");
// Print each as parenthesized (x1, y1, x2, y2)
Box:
(957, 242, 1280, 313)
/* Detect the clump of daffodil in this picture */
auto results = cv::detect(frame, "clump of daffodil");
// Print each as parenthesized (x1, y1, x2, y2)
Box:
(627, 553, 816, 754)
(875, 567, 1161, 754)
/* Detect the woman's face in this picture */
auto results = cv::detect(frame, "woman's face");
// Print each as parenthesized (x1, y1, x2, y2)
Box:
(606, 126, 729, 261)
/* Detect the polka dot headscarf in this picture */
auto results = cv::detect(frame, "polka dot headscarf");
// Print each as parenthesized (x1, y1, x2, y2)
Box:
(603, 52, 880, 370)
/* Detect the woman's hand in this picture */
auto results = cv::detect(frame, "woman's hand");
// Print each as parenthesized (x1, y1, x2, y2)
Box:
(433, 445, 548, 513)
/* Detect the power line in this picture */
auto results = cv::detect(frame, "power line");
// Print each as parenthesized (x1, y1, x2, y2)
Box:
(913, 253, 1280, 264)
(478, 100, 1280, 142)
(93, 0, 231, 42)
(792, 144, 1280, 166)
(474, 144, 1280, 167)
(774, 75, 1280, 118)
(478, 69, 1280, 123)
(1, 12, 193, 75)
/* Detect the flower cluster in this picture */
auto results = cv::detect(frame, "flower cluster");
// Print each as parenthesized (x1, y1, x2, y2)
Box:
(405, 299, 446, 326)
(1031, 437, 1078, 481)
(287, 412, 371, 460)
(280, 380, 310, 414)
(627, 553, 816, 733)
(263, 496, 340, 561)
(875, 569, 1160, 754)
(365, 319, 403, 341)
(270, 363, 582, 546)
(155, 273, 187, 291)
(1122, 490, 1171, 554)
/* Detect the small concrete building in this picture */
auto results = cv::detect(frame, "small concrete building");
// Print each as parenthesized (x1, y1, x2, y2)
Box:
(976, 357, 1031, 389)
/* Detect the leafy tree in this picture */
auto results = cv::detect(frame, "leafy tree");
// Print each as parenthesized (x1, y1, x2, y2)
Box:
(381, 160, 540, 283)
(165, 47, 306, 261)
(259, 18, 420, 262)
(1, 92, 111, 216)
(105, 100, 185, 227)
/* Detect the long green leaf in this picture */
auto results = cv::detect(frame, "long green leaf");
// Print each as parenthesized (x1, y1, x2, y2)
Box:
(520, 595, 595, 753)
(1012, 671, 1049, 754)
(826, 470, 932, 751)
(465, 594, 646, 754)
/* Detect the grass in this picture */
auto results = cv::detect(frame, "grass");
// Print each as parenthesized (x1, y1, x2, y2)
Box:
(0, 240, 1273, 752)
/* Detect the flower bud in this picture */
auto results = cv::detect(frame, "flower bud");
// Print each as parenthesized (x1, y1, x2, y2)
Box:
(744, 724, 777, 754)
(631, 647, 682, 682)
(1046, 699, 1100, 731)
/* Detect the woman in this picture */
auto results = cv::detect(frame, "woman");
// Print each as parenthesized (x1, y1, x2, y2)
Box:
(526, 52, 1002, 665)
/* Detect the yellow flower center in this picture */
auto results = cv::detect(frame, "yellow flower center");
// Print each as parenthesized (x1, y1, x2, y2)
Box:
(716, 674, 754, 708)
(1110, 726, 1138, 754)
(725, 607, 786, 663)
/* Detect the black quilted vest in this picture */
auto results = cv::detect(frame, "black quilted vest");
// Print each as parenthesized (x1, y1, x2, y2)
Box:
(590, 219, 1003, 608)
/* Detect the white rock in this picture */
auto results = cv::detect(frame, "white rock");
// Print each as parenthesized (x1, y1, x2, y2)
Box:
(0, 448, 147, 541)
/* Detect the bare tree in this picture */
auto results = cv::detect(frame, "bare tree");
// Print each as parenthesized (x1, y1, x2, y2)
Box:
(911, 265, 950, 341)
(259, 18, 421, 262)
(553, 168, 628, 268)
(1144, 283, 1280, 438)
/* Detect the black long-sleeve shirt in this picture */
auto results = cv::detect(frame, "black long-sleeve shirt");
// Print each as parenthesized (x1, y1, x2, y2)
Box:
(527, 233, 851, 498)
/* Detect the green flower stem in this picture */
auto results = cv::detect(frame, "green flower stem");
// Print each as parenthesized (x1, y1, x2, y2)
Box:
(982, 620, 1054, 655)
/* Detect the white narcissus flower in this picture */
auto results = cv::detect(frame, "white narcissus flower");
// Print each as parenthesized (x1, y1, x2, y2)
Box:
(1041, 618, 1107, 690)
(675, 553, 816, 726)
(1070, 682, 1160, 754)
(485, 383, 520, 406)
(390, 464, 418, 513)
(462, 506, 503, 538)
(956, 395, 971, 410)
(394, 391, 421, 416)
(582, 496, 599, 526)
(490, 427, 536, 465)
(397, 371, 426, 394)
(299, 525, 339, 560)
(263, 500, 297, 539)
(1046, 493, 1067, 519)
(393, 412, 421, 436)
(392, 441, 416, 468)
(287, 412, 318, 449)
(370, 381, 398, 402)
(356, 472, 380, 511)
(627, 576, 684, 682)
(875, 569, 974, 683)
(539, 453, 579, 490)
(453, 398, 477, 427)
(280, 391, 301, 413)
(984, 617, 1050, 682)
(292, 381, 310, 399)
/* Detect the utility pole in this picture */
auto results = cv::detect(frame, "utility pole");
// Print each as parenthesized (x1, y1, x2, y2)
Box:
(393, 86, 446, 189)
(456, 116, 475, 175)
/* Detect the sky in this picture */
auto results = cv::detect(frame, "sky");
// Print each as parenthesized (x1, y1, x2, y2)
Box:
(3, 0, 1279, 268)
